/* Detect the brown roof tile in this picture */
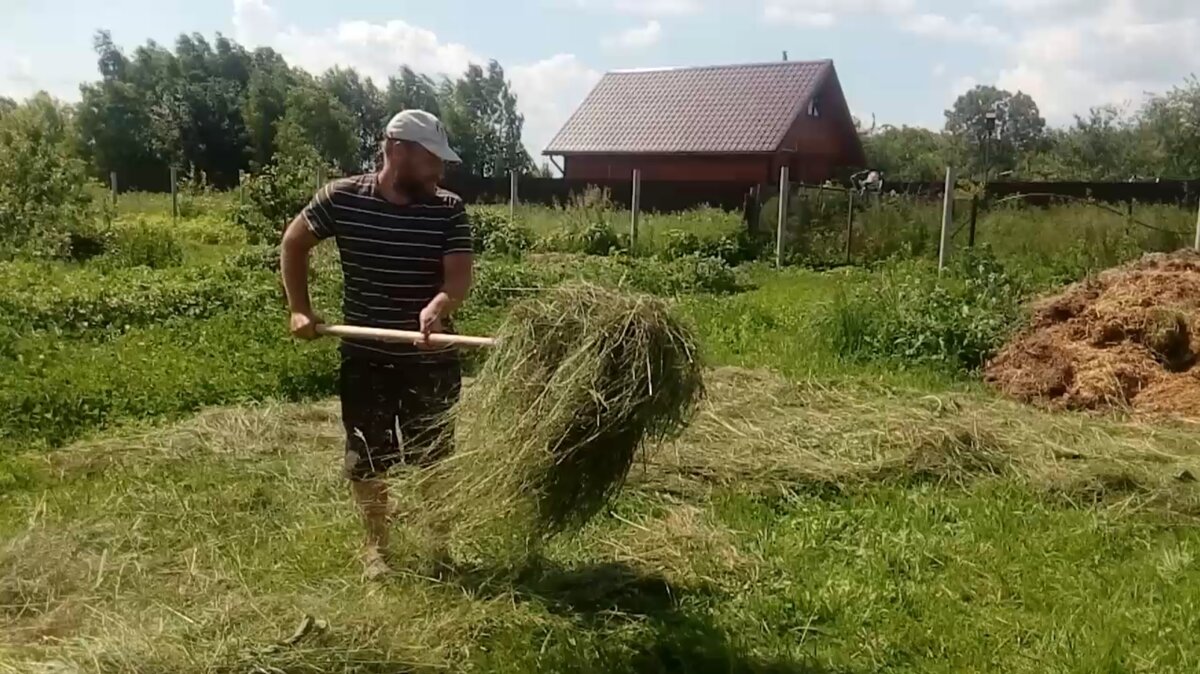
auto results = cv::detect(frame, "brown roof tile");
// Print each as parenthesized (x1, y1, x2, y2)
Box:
(544, 60, 832, 155)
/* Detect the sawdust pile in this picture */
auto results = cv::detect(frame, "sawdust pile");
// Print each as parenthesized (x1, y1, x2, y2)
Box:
(986, 251, 1200, 420)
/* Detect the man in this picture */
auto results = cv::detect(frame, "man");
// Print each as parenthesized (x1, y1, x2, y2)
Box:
(279, 110, 473, 579)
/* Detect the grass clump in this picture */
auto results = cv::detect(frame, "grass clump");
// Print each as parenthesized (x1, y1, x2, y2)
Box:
(426, 283, 705, 557)
(824, 247, 1029, 372)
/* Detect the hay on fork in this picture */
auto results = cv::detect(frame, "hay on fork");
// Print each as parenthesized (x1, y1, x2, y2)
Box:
(420, 283, 705, 559)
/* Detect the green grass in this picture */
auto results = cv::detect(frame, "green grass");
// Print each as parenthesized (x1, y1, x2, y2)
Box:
(4, 369, 1200, 672)
(6, 195, 1200, 671)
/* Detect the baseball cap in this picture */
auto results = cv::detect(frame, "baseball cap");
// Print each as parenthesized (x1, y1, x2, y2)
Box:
(384, 110, 461, 163)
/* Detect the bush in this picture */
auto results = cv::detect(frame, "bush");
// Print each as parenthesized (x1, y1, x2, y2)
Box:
(0, 259, 279, 336)
(660, 228, 763, 265)
(0, 94, 103, 259)
(824, 246, 1029, 371)
(234, 157, 324, 244)
(97, 219, 185, 269)
(468, 207, 533, 258)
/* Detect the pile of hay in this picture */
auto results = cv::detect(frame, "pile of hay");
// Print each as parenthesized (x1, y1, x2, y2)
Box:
(986, 251, 1200, 419)
(422, 283, 704, 557)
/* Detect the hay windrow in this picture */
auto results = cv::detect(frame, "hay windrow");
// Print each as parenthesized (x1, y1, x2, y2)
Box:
(986, 250, 1200, 419)
(421, 282, 705, 557)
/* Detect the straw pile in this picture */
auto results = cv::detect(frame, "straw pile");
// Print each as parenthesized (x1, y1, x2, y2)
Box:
(986, 250, 1200, 419)
(422, 283, 704, 556)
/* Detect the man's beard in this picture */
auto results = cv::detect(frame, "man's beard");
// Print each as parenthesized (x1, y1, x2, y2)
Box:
(393, 175, 434, 197)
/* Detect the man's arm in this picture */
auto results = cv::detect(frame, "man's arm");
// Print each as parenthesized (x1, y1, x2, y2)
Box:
(419, 252, 473, 343)
(280, 214, 323, 340)
(418, 199, 473, 346)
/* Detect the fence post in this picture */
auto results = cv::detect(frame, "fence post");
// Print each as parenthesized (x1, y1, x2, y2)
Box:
(938, 166, 956, 275)
(845, 190, 855, 265)
(510, 171, 519, 222)
(630, 169, 642, 250)
(776, 166, 790, 268)
(110, 171, 118, 206)
(968, 194, 979, 248)
(238, 170, 246, 206)
(1194, 197, 1200, 251)
(170, 166, 179, 223)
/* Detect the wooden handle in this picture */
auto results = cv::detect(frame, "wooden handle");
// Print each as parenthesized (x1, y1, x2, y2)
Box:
(316, 324, 496, 348)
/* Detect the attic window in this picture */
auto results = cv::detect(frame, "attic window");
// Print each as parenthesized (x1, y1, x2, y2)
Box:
(808, 97, 821, 118)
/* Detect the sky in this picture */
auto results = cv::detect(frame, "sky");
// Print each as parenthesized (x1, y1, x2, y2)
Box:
(1, 0, 1198, 159)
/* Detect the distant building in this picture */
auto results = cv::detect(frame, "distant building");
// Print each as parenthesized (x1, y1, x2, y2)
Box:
(544, 60, 866, 184)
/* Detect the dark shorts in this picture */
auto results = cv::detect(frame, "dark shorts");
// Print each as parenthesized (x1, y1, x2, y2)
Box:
(339, 355, 462, 481)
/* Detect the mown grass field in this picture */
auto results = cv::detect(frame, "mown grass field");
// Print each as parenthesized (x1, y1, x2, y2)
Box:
(3, 192, 1200, 672)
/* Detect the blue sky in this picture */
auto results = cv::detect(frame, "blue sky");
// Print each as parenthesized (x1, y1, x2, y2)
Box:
(2, 0, 1197, 157)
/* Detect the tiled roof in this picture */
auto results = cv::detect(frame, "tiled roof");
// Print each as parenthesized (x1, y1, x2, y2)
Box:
(544, 60, 832, 155)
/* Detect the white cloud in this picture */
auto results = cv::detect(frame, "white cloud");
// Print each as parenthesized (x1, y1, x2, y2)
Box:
(994, 0, 1200, 122)
(932, 62, 947, 78)
(613, 0, 703, 15)
(0, 56, 36, 99)
(232, 0, 599, 159)
(559, 0, 703, 16)
(603, 20, 663, 49)
(763, 0, 913, 27)
(900, 13, 1009, 45)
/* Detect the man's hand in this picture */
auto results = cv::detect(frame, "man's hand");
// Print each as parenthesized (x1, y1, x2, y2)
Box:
(418, 297, 448, 350)
(290, 311, 323, 341)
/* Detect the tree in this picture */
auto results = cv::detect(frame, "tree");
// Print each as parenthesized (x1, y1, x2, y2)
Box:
(275, 80, 358, 173)
(0, 94, 97, 258)
(440, 61, 530, 176)
(243, 48, 296, 170)
(1138, 77, 1200, 179)
(322, 67, 386, 170)
(862, 125, 953, 181)
(945, 85, 1046, 178)
(385, 67, 442, 117)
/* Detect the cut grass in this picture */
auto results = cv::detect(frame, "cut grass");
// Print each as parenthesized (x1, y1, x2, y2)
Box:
(4, 368, 1200, 672)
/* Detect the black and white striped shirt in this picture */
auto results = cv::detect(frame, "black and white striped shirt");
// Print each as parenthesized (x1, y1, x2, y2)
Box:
(303, 174, 473, 363)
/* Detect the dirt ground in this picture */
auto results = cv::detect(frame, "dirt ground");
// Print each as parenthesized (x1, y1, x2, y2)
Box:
(986, 250, 1200, 421)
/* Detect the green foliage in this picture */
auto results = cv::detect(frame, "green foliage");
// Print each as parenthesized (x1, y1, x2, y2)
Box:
(0, 258, 278, 336)
(825, 247, 1029, 371)
(0, 94, 101, 259)
(944, 85, 1047, 177)
(0, 311, 337, 448)
(234, 156, 320, 244)
(95, 218, 186, 269)
(862, 126, 954, 181)
(468, 207, 532, 258)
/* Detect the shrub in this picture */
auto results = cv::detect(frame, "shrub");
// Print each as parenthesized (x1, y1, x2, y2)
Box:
(660, 228, 763, 265)
(824, 246, 1029, 371)
(97, 219, 185, 269)
(0, 259, 279, 336)
(234, 156, 324, 244)
(468, 207, 533, 258)
(0, 94, 102, 259)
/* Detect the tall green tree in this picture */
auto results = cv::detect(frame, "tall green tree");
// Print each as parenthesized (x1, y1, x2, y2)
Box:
(243, 48, 296, 170)
(275, 79, 358, 173)
(76, 31, 167, 187)
(385, 67, 442, 117)
(945, 85, 1046, 179)
(441, 61, 530, 176)
(322, 67, 386, 170)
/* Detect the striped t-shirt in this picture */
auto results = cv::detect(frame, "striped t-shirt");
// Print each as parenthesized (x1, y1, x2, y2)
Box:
(302, 174, 473, 363)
